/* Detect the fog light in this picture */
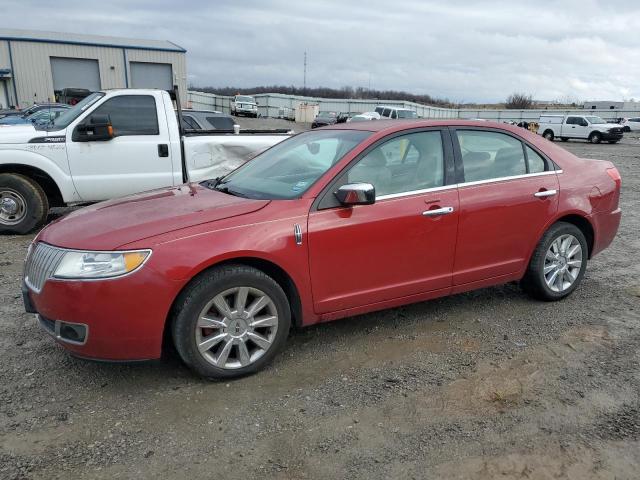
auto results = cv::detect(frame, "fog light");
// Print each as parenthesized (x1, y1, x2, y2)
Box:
(58, 322, 87, 344)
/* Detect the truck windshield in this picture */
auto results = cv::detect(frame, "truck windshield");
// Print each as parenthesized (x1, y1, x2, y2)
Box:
(236, 96, 255, 103)
(585, 116, 606, 125)
(209, 130, 372, 200)
(44, 92, 106, 131)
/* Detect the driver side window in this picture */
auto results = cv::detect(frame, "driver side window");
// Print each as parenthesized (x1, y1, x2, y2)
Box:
(347, 131, 444, 197)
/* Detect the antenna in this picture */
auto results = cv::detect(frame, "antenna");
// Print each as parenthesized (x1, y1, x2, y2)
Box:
(303, 51, 307, 95)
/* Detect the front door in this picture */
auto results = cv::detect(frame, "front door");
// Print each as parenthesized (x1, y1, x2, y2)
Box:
(452, 128, 559, 285)
(66, 93, 175, 201)
(308, 129, 459, 314)
(565, 116, 589, 139)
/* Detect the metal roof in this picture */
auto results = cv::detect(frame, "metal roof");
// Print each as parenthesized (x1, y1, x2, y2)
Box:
(0, 28, 186, 53)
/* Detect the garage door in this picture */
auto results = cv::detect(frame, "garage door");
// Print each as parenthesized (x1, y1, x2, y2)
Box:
(50, 57, 101, 91)
(130, 62, 173, 90)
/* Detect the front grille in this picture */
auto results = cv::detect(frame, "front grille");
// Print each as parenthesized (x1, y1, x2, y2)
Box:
(24, 243, 66, 293)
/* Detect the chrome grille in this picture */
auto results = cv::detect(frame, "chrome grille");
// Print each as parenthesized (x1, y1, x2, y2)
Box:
(24, 243, 66, 293)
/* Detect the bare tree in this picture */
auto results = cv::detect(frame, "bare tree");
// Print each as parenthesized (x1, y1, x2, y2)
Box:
(505, 93, 533, 109)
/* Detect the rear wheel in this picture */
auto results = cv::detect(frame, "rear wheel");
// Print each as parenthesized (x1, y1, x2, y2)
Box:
(543, 130, 554, 141)
(171, 265, 291, 379)
(589, 132, 602, 144)
(521, 222, 588, 301)
(0, 173, 49, 234)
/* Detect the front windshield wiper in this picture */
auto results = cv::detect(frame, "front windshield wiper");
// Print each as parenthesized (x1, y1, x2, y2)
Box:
(200, 177, 249, 198)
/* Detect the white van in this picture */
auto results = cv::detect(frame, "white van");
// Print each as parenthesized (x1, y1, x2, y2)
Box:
(374, 106, 419, 119)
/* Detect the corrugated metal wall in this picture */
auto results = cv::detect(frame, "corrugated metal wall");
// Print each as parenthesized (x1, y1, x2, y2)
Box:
(0, 39, 187, 107)
(187, 90, 640, 122)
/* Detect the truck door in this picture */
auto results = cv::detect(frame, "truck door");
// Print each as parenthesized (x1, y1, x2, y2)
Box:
(564, 116, 589, 139)
(65, 93, 175, 202)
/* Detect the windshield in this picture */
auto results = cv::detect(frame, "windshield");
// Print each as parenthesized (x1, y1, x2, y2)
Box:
(318, 111, 337, 117)
(585, 116, 606, 125)
(236, 96, 255, 103)
(211, 130, 371, 200)
(47, 92, 105, 130)
(397, 110, 418, 119)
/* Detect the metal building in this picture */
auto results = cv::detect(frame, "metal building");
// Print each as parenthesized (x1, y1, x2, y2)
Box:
(0, 28, 187, 109)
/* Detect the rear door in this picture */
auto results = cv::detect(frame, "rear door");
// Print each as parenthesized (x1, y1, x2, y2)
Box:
(66, 92, 175, 201)
(308, 129, 459, 313)
(451, 128, 559, 286)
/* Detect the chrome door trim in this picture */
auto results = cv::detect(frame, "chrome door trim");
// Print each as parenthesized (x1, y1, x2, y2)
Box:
(534, 189, 558, 198)
(374, 170, 563, 202)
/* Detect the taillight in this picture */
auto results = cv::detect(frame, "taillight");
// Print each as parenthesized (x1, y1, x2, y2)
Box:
(606, 167, 621, 187)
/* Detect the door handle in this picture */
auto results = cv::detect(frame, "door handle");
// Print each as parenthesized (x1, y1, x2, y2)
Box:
(422, 206, 454, 217)
(534, 189, 557, 198)
(158, 144, 169, 157)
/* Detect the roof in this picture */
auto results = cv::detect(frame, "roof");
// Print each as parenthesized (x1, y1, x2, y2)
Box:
(325, 119, 525, 133)
(0, 28, 186, 52)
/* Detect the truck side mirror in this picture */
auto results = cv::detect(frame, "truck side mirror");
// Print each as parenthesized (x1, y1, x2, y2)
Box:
(72, 114, 114, 142)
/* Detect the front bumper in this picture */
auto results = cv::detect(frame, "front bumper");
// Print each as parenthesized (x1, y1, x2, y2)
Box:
(602, 131, 624, 140)
(235, 107, 257, 115)
(22, 265, 182, 361)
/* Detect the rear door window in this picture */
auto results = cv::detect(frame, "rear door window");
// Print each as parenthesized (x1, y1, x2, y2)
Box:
(456, 130, 527, 182)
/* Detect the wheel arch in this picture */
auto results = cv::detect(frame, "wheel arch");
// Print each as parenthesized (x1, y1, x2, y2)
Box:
(0, 163, 64, 207)
(554, 214, 595, 258)
(162, 256, 304, 355)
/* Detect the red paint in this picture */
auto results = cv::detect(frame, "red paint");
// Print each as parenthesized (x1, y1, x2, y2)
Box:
(28, 120, 622, 361)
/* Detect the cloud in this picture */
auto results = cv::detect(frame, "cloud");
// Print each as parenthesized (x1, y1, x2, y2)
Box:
(3, 0, 640, 102)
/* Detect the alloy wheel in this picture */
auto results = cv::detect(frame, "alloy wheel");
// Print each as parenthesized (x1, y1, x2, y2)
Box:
(543, 234, 583, 293)
(195, 286, 279, 369)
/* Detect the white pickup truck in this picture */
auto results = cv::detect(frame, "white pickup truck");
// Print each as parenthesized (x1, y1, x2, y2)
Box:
(537, 114, 624, 144)
(0, 89, 291, 234)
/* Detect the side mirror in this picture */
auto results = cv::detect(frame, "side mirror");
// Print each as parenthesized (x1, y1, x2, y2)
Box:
(72, 114, 114, 142)
(334, 183, 375, 206)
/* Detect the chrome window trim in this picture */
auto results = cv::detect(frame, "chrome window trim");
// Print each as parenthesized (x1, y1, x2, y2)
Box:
(375, 169, 563, 201)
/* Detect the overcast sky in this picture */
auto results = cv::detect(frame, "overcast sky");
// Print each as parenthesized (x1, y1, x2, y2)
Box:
(4, 0, 640, 102)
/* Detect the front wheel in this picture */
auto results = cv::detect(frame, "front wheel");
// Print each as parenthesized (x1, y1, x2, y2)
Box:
(521, 222, 588, 301)
(543, 130, 555, 141)
(0, 173, 49, 234)
(171, 265, 291, 379)
(589, 132, 602, 144)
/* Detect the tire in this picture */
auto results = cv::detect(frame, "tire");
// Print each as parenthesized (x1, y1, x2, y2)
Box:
(0, 173, 49, 234)
(543, 130, 554, 141)
(589, 132, 602, 144)
(560, 137, 569, 142)
(171, 264, 291, 379)
(521, 222, 588, 301)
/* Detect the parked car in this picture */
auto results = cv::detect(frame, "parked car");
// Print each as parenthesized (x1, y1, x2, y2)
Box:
(181, 110, 238, 130)
(0, 106, 70, 126)
(0, 89, 292, 234)
(347, 112, 381, 122)
(620, 117, 640, 132)
(231, 95, 258, 117)
(22, 120, 621, 379)
(0, 102, 68, 119)
(311, 111, 339, 128)
(537, 114, 624, 144)
(374, 106, 419, 119)
(57, 88, 92, 105)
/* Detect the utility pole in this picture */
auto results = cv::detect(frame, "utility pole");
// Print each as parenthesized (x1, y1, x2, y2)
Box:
(303, 51, 307, 95)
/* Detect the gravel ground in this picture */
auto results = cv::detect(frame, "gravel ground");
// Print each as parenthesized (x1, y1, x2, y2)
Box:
(1, 125, 639, 480)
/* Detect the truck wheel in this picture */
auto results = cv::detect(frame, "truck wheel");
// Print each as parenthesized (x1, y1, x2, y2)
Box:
(0, 173, 49, 234)
(543, 130, 554, 141)
(589, 132, 602, 144)
(171, 264, 291, 379)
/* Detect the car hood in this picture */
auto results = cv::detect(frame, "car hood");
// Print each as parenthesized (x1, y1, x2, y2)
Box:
(0, 124, 37, 142)
(38, 183, 270, 250)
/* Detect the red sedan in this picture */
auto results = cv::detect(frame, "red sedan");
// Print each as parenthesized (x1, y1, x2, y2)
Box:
(22, 121, 621, 378)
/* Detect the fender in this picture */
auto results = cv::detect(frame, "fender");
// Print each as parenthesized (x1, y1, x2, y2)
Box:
(0, 148, 80, 203)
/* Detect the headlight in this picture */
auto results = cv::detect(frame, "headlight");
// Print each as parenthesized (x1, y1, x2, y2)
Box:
(53, 250, 151, 279)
